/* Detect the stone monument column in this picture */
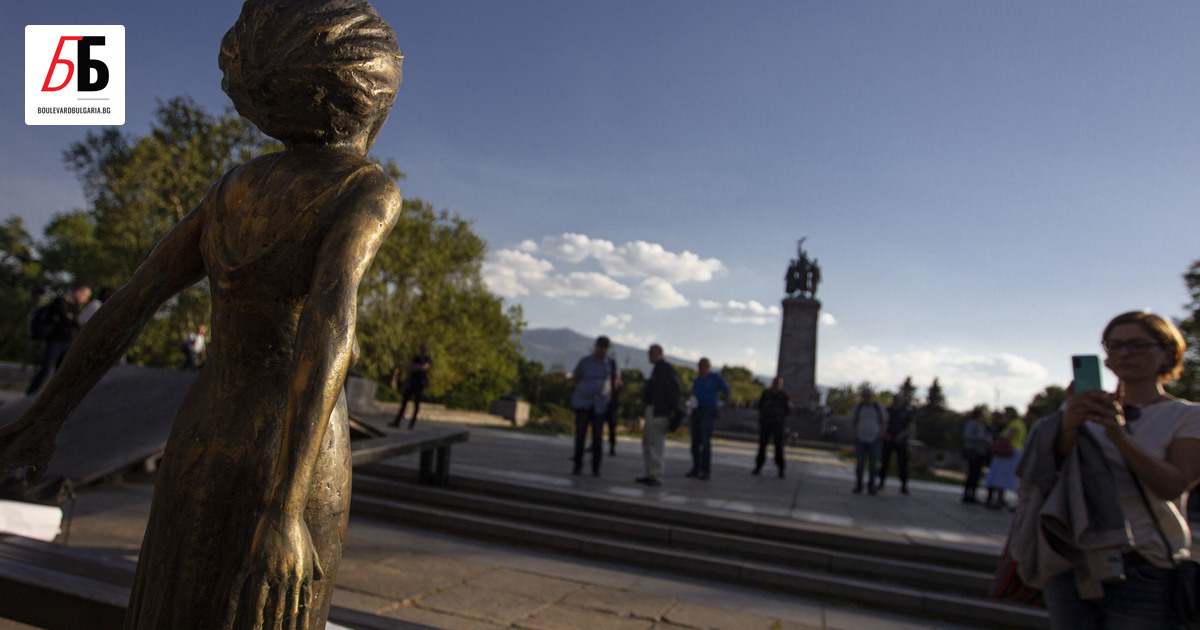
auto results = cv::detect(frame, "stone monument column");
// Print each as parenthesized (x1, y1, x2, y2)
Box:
(778, 238, 822, 408)
(777, 296, 821, 407)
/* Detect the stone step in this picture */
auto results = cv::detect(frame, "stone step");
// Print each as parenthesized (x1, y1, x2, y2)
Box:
(349, 492, 1047, 629)
(353, 473, 993, 598)
(362, 460, 1001, 572)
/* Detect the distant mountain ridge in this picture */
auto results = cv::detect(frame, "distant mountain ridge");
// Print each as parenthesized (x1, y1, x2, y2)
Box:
(520, 327, 829, 401)
(520, 327, 739, 378)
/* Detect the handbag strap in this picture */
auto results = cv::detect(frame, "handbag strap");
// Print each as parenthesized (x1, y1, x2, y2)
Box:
(1121, 423, 1181, 568)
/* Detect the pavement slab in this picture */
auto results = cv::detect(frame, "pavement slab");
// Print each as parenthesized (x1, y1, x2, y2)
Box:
(560, 584, 676, 620)
(520, 603, 657, 630)
(660, 600, 783, 630)
(416, 583, 557, 626)
(382, 604, 507, 630)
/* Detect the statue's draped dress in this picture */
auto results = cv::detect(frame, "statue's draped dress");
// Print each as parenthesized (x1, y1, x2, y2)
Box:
(123, 152, 379, 629)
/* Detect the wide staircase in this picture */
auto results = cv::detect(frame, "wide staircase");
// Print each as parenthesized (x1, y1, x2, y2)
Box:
(351, 460, 1046, 629)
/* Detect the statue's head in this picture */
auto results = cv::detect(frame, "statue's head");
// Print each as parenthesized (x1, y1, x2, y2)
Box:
(219, 0, 403, 150)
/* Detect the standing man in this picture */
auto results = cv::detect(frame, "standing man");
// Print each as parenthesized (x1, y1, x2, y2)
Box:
(753, 376, 792, 478)
(687, 358, 730, 480)
(26, 285, 91, 396)
(570, 336, 620, 476)
(850, 387, 889, 495)
(637, 344, 679, 487)
(182, 324, 208, 370)
(390, 342, 432, 429)
(878, 391, 916, 494)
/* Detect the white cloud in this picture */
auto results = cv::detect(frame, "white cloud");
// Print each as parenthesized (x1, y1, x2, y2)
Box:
(820, 313, 837, 326)
(601, 313, 633, 329)
(603, 241, 724, 283)
(531, 233, 724, 284)
(635, 278, 689, 309)
(481, 250, 553, 297)
(611, 331, 654, 347)
(698, 299, 781, 325)
(667, 346, 703, 362)
(537, 233, 615, 263)
(482, 249, 630, 300)
(545, 272, 631, 299)
(819, 345, 1050, 410)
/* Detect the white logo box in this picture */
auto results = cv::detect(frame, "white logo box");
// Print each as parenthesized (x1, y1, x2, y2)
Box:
(26, 25, 125, 126)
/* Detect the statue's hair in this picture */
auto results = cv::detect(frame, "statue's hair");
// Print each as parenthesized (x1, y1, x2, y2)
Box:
(218, 0, 403, 143)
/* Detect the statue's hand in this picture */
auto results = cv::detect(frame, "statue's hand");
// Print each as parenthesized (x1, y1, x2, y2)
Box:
(226, 513, 323, 629)
(0, 418, 57, 485)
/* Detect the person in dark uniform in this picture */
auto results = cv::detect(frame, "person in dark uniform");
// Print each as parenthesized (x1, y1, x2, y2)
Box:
(26, 285, 91, 396)
(390, 342, 432, 429)
(752, 376, 792, 478)
(878, 391, 916, 494)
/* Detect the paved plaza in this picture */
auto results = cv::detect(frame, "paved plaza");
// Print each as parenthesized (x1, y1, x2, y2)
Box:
(2, 404, 1021, 629)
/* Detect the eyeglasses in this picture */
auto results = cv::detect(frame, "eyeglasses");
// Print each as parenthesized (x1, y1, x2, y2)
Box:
(1102, 339, 1164, 354)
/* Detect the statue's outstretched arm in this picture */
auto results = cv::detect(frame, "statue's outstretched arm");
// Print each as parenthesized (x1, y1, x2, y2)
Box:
(227, 171, 400, 626)
(0, 205, 207, 483)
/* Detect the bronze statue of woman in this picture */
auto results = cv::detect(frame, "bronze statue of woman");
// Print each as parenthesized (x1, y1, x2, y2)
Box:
(0, 1, 402, 627)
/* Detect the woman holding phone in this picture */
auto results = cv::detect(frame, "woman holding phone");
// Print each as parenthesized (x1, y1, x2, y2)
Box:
(1043, 311, 1200, 628)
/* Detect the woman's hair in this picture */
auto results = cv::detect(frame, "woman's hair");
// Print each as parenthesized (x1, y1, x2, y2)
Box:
(218, 0, 403, 144)
(1102, 311, 1187, 382)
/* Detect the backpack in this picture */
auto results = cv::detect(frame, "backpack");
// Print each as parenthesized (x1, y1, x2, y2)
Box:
(28, 305, 54, 340)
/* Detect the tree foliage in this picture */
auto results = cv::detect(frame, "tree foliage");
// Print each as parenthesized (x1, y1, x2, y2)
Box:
(354, 194, 524, 410)
(3, 96, 524, 409)
(1026, 385, 1068, 418)
(719, 364, 765, 405)
(1169, 259, 1200, 401)
(40, 96, 279, 366)
(0, 217, 47, 361)
(823, 381, 890, 415)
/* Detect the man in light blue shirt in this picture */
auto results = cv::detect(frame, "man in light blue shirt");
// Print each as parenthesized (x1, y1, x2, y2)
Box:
(688, 357, 730, 480)
(571, 336, 620, 476)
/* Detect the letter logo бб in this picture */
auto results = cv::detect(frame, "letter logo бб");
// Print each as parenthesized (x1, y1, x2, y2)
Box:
(41, 36, 108, 92)
(26, 26, 124, 125)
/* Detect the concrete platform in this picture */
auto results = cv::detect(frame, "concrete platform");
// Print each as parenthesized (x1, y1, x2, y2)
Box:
(3, 400, 1031, 629)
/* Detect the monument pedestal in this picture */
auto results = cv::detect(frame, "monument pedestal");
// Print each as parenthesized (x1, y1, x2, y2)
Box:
(776, 296, 820, 408)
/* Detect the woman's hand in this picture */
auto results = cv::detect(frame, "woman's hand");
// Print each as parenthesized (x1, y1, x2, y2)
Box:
(226, 512, 323, 630)
(1063, 383, 1126, 435)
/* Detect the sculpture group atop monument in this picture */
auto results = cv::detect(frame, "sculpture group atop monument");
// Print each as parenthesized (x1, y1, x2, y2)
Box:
(785, 237, 821, 299)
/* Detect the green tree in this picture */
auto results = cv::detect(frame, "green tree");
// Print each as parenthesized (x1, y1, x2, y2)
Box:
(915, 377, 957, 452)
(512, 356, 545, 403)
(1169, 259, 1200, 401)
(17, 95, 524, 408)
(674, 363, 699, 396)
(615, 368, 646, 427)
(0, 217, 48, 361)
(719, 364, 765, 406)
(44, 96, 279, 366)
(824, 384, 858, 416)
(354, 197, 524, 410)
(1026, 385, 1068, 418)
(824, 381, 888, 415)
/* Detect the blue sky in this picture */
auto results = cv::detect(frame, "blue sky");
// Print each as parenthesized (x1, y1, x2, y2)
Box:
(5, 2, 1200, 410)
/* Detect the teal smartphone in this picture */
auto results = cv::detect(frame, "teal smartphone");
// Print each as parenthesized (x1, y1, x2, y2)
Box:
(1072, 355, 1103, 393)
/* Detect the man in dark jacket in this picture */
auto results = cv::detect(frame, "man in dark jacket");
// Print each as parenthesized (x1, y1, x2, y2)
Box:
(753, 376, 792, 478)
(26, 285, 91, 396)
(636, 344, 679, 487)
(389, 342, 432, 429)
(879, 392, 916, 494)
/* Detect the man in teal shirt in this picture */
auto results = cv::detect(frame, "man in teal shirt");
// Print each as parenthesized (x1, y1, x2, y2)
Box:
(688, 358, 730, 480)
